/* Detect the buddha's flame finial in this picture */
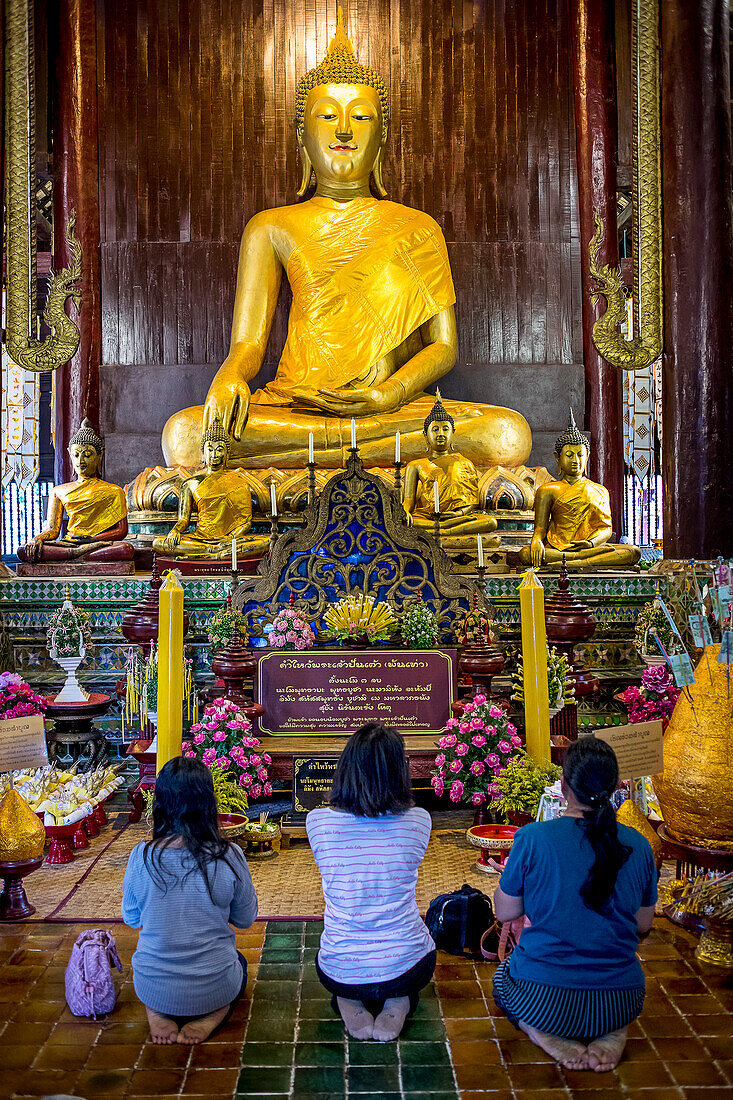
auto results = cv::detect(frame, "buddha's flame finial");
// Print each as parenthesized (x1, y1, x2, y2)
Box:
(328, 5, 355, 59)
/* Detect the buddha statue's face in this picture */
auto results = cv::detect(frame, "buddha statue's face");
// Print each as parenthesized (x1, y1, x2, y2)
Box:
(68, 443, 101, 479)
(426, 419, 454, 454)
(556, 443, 588, 479)
(302, 83, 383, 186)
(203, 439, 229, 470)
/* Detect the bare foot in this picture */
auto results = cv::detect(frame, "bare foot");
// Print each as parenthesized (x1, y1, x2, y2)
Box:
(519, 1020, 589, 1069)
(145, 1005, 179, 1044)
(586, 1027, 627, 1072)
(177, 1003, 231, 1045)
(372, 996, 411, 1042)
(336, 996, 374, 1040)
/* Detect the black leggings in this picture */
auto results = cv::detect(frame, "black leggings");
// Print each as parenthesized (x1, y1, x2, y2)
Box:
(315, 950, 436, 1018)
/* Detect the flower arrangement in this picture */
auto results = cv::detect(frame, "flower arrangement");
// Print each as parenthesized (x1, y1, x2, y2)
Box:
(324, 594, 397, 644)
(46, 602, 93, 658)
(457, 601, 496, 647)
(431, 694, 522, 807)
(184, 698, 273, 799)
(0, 671, 46, 719)
(512, 646, 575, 712)
(401, 599, 439, 649)
(265, 606, 315, 650)
(206, 605, 249, 650)
(618, 664, 681, 730)
(634, 600, 675, 658)
(493, 750, 562, 820)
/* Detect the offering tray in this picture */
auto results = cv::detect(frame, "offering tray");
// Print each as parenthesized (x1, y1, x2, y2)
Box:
(466, 824, 518, 873)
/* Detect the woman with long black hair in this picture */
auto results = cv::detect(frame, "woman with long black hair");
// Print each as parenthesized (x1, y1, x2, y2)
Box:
(307, 722, 436, 1042)
(492, 737, 657, 1072)
(122, 757, 258, 1044)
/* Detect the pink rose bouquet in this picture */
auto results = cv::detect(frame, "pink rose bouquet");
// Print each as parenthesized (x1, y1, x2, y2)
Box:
(265, 607, 315, 651)
(183, 698, 272, 799)
(431, 694, 522, 806)
(618, 665, 681, 731)
(0, 671, 46, 719)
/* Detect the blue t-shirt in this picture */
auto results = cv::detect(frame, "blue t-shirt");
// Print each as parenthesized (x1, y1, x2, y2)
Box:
(498, 816, 657, 990)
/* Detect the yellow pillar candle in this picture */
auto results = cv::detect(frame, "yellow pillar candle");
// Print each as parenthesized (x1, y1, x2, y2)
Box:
(156, 571, 185, 774)
(518, 568, 552, 767)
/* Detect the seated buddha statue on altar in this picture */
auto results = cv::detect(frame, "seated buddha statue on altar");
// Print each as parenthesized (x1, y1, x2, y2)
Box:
(518, 411, 640, 569)
(402, 391, 499, 545)
(152, 417, 270, 561)
(161, 8, 531, 474)
(18, 419, 134, 568)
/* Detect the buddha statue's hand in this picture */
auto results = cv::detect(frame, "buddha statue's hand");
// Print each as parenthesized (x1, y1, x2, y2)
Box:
(569, 540, 593, 550)
(404, 511, 414, 527)
(26, 533, 48, 563)
(530, 535, 546, 568)
(204, 367, 251, 440)
(162, 528, 182, 552)
(313, 384, 402, 418)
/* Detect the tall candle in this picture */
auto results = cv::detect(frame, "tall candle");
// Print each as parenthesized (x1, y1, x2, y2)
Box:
(156, 572, 185, 774)
(477, 534, 484, 567)
(308, 431, 314, 464)
(395, 431, 401, 463)
(270, 482, 277, 516)
(231, 536, 237, 573)
(433, 480, 440, 515)
(350, 418, 356, 449)
(518, 568, 551, 767)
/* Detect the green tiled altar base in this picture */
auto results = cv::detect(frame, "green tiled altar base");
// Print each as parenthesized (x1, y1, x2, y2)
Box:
(0, 572, 660, 697)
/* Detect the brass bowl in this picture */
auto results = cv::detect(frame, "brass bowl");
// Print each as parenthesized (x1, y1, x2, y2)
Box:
(217, 813, 249, 839)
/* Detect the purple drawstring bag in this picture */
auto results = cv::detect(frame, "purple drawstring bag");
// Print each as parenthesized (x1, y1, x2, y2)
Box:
(65, 929, 123, 1018)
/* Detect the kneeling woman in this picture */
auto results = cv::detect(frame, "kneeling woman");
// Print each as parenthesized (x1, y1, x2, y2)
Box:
(122, 757, 258, 1044)
(493, 737, 657, 1072)
(307, 723, 436, 1042)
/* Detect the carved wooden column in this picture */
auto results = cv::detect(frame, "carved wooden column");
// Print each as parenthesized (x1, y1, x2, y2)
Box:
(570, 0, 624, 529)
(661, 0, 733, 557)
(51, 0, 101, 483)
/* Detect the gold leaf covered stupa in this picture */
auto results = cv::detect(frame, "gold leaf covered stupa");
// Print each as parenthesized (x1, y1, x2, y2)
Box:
(616, 797, 663, 866)
(0, 788, 46, 861)
(654, 645, 733, 851)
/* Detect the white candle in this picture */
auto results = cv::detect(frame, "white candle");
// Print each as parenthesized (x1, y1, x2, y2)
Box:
(308, 431, 314, 464)
(433, 480, 440, 515)
(270, 483, 277, 517)
(477, 534, 484, 567)
(231, 536, 237, 572)
(350, 418, 356, 449)
(395, 431, 400, 463)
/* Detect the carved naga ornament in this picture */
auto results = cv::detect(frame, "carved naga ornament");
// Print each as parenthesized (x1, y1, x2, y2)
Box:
(5, 0, 81, 371)
(589, 0, 662, 371)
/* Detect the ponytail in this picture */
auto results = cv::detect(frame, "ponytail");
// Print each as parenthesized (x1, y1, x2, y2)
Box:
(563, 738, 633, 913)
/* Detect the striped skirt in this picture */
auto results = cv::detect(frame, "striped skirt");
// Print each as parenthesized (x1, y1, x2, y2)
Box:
(492, 959, 645, 1042)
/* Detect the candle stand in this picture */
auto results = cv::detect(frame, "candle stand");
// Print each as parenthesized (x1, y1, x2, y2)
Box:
(307, 461, 317, 506)
(393, 460, 403, 500)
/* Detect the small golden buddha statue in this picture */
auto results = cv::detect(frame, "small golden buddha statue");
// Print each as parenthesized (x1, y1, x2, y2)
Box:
(18, 419, 134, 565)
(402, 392, 499, 544)
(152, 418, 270, 560)
(161, 7, 531, 473)
(519, 411, 640, 569)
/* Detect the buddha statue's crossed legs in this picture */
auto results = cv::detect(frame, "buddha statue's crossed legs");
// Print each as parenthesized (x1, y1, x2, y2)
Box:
(163, 398, 532, 471)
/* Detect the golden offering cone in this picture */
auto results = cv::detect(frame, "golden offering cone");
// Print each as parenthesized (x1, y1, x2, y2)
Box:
(616, 797, 663, 867)
(0, 788, 46, 861)
(654, 644, 733, 851)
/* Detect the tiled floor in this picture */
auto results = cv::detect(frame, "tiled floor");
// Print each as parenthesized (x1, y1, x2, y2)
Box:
(0, 918, 732, 1098)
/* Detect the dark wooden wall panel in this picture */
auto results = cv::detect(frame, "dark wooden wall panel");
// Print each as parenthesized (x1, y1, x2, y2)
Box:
(95, 1, 581, 481)
(96, 0, 583, 481)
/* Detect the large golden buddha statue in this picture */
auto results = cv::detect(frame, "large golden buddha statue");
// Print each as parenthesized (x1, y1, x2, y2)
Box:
(18, 419, 134, 567)
(152, 418, 270, 561)
(161, 9, 531, 473)
(519, 411, 640, 569)
(403, 391, 499, 545)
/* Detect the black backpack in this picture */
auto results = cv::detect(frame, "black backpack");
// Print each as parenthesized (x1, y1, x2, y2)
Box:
(425, 883, 496, 957)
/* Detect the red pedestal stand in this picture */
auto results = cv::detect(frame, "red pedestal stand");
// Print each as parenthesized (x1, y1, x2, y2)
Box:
(0, 857, 44, 920)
